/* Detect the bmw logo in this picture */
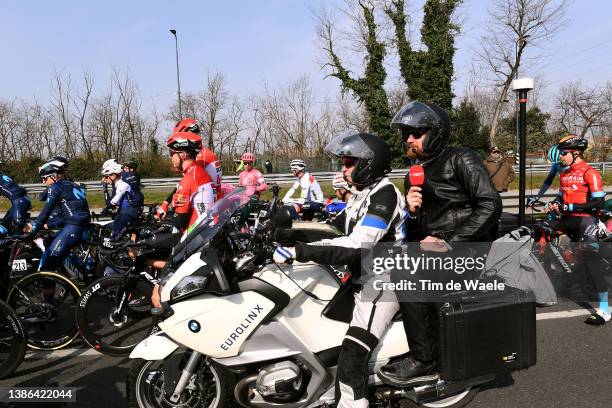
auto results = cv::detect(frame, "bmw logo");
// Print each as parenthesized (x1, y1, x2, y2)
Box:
(188, 320, 201, 333)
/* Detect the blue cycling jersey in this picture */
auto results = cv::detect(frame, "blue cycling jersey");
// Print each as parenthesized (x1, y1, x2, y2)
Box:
(536, 162, 561, 198)
(0, 173, 27, 199)
(118, 172, 144, 207)
(325, 201, 347, 213)
(33, 179, 90, 232)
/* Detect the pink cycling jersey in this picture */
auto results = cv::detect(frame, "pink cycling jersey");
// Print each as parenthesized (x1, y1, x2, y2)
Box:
(239, 168, 268, 196)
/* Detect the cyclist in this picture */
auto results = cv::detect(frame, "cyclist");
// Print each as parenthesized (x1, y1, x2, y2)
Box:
(121, 158, 142, 190)
(238, 152, 268, 197)
(155, 118, 223, 218)
(527, 143, 564, 206)
(38, 156, 70, 231)
(325, 172, 351, 214)
(0, 164, 31, 234)
(150, 131, 217, 307)
(544, 135, 608, 324)
(282, 159, 324, 221)
(101, 159, 144, 241)
(24, 160, 90, 271)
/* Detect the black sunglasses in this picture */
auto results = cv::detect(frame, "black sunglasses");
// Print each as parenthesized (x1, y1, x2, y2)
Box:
(402, 127, 429, 140)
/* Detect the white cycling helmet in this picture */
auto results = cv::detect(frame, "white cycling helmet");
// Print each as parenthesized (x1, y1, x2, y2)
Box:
(332, 172, 349, 190)
(290, 159, 306, 172)
(101, 159, 123, 176)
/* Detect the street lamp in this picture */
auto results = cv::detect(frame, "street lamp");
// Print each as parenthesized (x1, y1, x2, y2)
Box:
(512, 77, 534, 227)
(515, 35, 529, 164)
(170, 29, 182, 118)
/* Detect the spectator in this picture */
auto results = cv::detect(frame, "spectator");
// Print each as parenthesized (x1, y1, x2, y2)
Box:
(265, 159, 273, 174)
(484, 146, 514, 192)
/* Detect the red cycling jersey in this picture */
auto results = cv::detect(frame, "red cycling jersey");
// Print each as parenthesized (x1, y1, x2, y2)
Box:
(172, 162, 216, 231)
(196, 147, 223, 199)
(559, 161, 604, 216)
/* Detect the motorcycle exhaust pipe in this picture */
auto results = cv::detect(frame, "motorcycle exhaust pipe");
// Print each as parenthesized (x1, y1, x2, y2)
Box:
(234, 373, 258, 408)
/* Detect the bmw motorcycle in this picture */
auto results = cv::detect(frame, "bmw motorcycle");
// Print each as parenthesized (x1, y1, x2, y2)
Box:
(126, 188, 492, 408)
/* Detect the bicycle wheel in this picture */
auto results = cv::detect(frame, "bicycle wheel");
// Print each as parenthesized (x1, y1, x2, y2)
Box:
(76, 276, 154, 356)
(0, 299, 26, 379)
(7, 272, 81, 350)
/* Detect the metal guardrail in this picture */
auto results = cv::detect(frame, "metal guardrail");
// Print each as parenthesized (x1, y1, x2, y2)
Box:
(18, 161, 612, 194)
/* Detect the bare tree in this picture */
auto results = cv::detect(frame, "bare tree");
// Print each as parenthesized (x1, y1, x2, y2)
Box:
(554, 81, 612, 138)
(477, 0, 568, 146)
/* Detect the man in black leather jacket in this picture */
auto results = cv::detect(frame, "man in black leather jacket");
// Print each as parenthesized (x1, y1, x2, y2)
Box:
(378, 101, 502, 385)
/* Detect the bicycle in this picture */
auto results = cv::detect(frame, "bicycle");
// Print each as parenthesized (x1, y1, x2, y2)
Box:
(0, 232, 82, 350)
(76, 225, 171, 356)
(0, 299, 26, 379)
(528, 200, 611, 301)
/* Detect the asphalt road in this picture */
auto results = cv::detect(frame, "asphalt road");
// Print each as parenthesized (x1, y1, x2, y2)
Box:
(1, 299, 611, 408)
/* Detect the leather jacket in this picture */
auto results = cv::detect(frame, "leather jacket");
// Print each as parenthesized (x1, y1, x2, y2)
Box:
(404, 147, 502, 242)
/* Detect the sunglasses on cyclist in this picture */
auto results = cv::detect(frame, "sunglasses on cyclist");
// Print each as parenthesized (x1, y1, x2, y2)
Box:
(559, 150, 573, 156)
(402, 127, 429, 140)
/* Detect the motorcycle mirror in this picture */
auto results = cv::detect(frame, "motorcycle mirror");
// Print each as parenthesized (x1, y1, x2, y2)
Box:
(272, 207, 293, 229)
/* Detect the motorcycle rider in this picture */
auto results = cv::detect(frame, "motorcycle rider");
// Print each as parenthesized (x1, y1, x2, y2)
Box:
(24, 160, 91, 271)
(238, 152, 268, 197)
(274, 132, 405, 408)
(100, 159, 144, 241)
(0, 163, 31, 234)
(378, 101, 502, 385)
(282, 159, 325, 221)
(544, 135, 608, 324)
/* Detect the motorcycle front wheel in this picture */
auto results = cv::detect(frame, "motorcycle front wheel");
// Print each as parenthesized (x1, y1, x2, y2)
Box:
(127, 358, 235, 408)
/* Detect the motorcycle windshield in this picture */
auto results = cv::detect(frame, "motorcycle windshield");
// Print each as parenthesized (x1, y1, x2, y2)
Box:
(171, 187, 251, 264)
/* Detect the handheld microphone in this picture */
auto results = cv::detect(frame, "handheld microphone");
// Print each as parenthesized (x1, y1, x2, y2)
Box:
(408, 165, 425, 217)
(409, 164, 425, 187)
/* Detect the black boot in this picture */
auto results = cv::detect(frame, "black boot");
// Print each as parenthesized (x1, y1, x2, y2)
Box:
(377, 355, 438, 386)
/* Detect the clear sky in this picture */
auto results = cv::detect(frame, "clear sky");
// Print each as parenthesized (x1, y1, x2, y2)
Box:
(2, 0, 611, 116)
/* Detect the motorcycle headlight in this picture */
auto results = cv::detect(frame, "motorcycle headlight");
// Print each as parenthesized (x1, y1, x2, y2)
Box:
(170, 276, 210, 300)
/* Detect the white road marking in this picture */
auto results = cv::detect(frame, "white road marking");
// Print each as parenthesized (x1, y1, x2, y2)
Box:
(26, 348, 108, 359)
(536, 308, 592, 320)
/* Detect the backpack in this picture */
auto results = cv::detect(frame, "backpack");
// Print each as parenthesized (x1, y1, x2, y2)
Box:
(482, 226, 557, 304)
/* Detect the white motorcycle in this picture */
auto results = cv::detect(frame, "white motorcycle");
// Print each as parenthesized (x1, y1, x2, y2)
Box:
(126, 188, 492, 408)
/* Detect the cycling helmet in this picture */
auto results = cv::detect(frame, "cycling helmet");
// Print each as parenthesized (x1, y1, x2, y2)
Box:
(241, 152, 256, 163)
(46, 156, 69, 172)
(391, 101, 451, 156)
(332, 172, 349, 190)
(547, 144, 561, 164)
(122, 158, 138, 169)
(289, 159, 306, 172)
(101, 159, 123, 176)
(325, 132, 391, 187)
(39, 160, 65, 179)
(558, 134, 587, 151)
(167, 131, 202, 156)
(173, 118, 200, 134)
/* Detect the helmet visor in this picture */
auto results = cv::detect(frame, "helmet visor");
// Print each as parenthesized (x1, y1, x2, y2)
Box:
(324, 132, 375, 160)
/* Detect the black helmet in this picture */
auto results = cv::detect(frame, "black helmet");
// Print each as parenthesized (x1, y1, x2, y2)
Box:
(391, 101, 451, 156)
(39, 160, 64, 179)
(558, 134, 587, 151)
(325, 132, 391, 187)
(122, 158, 138, 169)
